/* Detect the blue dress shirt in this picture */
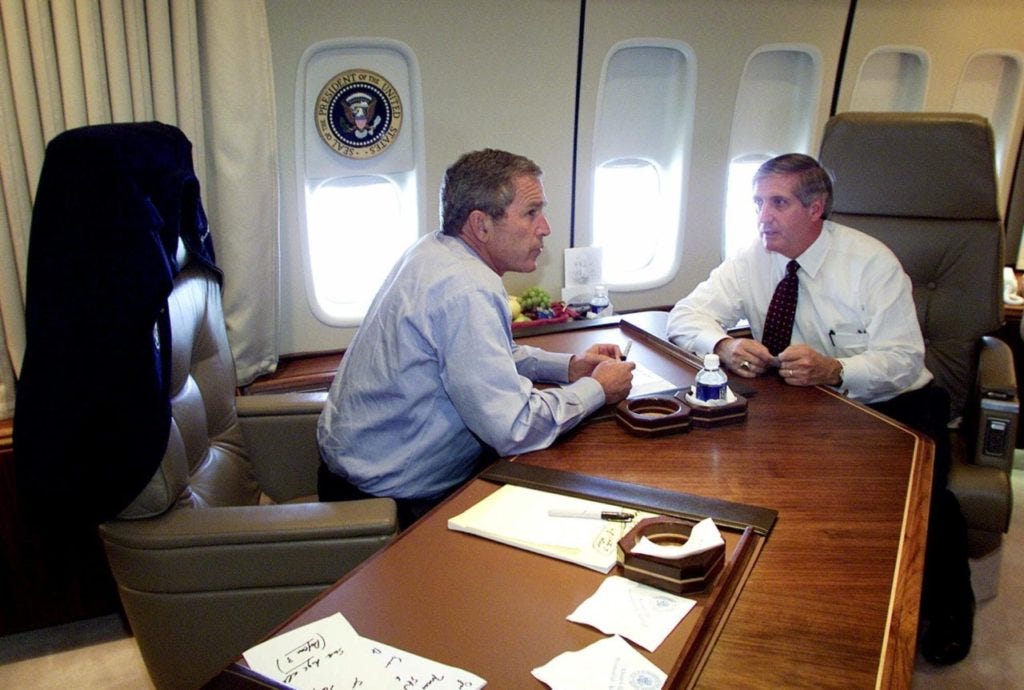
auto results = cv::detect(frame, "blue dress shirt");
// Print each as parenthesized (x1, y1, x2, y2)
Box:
(317, 231, 606, 500)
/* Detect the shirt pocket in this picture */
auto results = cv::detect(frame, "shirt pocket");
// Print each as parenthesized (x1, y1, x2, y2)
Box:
(830, 323, 869, 355)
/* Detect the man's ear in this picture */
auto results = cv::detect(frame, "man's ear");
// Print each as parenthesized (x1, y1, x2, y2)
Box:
(808, 195, 826, 221)
(467, 209, 490, 242)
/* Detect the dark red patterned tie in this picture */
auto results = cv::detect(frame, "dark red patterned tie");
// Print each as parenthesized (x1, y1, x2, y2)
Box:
(762, 260, 800, 356)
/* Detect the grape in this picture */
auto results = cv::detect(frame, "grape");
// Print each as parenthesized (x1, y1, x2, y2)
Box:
(518, 286, 551, 312)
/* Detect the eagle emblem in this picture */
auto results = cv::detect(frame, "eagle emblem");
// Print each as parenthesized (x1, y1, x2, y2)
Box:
(341, 92, 380, 138)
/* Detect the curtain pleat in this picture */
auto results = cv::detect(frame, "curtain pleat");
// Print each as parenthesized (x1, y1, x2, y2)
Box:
(145, 1, 175, 124)
(75, 0, 113, 124)
(0, 1, 33, 419)
(0, 0, 279, 418)
(123, 0, 154, 121)
(99, 0, 133, 121)
(196, 0, 279, 385)
(170, 0, 204, 182)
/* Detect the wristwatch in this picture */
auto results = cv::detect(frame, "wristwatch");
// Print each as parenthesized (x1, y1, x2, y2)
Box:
(835, 359, 845, 388)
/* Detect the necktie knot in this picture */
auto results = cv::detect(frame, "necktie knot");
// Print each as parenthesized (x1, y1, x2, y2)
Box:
(762, 260, 801, 356)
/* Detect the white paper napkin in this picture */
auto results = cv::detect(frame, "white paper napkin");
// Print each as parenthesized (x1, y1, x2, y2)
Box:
(566, 576, 695, 652)
(532, 634, 667, 690)
(630, 516, 724, 560)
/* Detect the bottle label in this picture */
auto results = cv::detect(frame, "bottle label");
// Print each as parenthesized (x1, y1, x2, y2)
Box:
(695, 382, 726, 402)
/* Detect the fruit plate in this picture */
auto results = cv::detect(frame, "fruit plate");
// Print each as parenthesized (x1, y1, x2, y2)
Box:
(511, 313, 571, 329)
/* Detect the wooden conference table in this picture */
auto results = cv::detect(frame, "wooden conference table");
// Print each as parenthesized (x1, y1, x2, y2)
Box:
(216, 312, 931, 689)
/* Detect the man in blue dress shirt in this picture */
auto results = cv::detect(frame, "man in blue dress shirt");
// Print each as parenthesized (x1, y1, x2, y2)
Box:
(318, 149, 634, 529)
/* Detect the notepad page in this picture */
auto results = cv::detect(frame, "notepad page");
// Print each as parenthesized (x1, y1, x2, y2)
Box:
(447, 484, 652, 572)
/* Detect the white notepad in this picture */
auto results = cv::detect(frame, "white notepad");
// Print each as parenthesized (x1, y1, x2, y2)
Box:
(627, 363, 678, 398)
(447, 484, 653, 572)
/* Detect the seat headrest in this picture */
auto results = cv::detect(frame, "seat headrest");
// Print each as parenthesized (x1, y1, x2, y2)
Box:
(819, 112, 999, 220)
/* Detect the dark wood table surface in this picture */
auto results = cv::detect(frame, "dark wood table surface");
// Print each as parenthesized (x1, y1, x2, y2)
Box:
(215, 312, 931, 689)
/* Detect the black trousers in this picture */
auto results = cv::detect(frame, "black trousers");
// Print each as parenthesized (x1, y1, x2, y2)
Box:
(869, 383, 973, 617)
(317, 461, 450, 531)
(318, 449, 497, 531)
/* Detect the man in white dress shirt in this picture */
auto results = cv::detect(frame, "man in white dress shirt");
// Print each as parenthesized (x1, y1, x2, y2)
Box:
(668, 154, 930, 403)
(667, 153, 974, 666)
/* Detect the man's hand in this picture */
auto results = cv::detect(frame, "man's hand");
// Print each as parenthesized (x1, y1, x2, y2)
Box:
(713, 337, 776, 378)
(568, 343, 623, 381)
(590, 359, 635, 404)
(777, 344, 843, 387)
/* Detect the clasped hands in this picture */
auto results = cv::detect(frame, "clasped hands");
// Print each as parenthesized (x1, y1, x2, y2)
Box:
(569, 343, 635, 403)
(714, 337, 842, 388)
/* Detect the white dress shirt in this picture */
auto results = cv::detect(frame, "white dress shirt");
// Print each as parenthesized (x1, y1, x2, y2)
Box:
(667, 220, 932, 403)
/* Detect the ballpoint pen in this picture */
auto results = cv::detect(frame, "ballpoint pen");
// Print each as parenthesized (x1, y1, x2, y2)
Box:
(620, 341, 633, 361)
(548, 508, 636, 522)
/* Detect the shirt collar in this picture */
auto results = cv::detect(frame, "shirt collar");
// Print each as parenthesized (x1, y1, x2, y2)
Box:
(773, 220, 833, 279)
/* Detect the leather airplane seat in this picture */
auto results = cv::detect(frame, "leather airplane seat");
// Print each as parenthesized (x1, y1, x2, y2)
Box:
(14, 122, 398, 690)
(819, 111, 1017, 600)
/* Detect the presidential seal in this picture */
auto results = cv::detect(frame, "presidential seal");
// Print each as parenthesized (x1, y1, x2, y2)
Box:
(315, 69, 403, 159)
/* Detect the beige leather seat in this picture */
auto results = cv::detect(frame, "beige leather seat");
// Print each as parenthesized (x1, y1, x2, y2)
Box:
(99, 258, 397, 689)
(13, 122, 397, 690)
(818, 112, 1017, 598)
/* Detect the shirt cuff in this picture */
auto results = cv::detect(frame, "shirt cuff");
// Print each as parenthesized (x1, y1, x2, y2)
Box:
(536, 351, 574, 383)
(568, 376, 609, 413)
(833, 357, 856, 396)
(691, 330, 728, 357)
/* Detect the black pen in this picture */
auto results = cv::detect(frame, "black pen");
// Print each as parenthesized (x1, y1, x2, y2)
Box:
(620, 341, 632, 361)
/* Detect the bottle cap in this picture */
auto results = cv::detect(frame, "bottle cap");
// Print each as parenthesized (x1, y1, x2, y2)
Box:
(703, 354, 720, 369)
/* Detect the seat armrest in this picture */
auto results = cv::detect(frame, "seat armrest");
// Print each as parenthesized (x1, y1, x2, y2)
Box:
(235, 391, 328, 501)
(972, 336, 1018, 470)
(99, 499, 398, 592)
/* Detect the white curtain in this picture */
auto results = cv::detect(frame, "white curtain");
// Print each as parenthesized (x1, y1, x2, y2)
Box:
(0, 0, 279, 419)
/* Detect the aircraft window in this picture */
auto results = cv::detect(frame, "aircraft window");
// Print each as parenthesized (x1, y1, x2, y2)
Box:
(724, 45, 821, 258)
(723, 155, 770, 258)
(306, 176, 412, 323)
(850, 47, 928, 112)
(593, 160, 662, 277)
(586, 40, 694, 290)
(953, 51, 1023, 180)
(295, 38, 426, 328)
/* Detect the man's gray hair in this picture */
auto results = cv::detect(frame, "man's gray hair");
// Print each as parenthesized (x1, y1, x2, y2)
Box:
(440, 149, 542, 236)
(754, 153, 834, 219)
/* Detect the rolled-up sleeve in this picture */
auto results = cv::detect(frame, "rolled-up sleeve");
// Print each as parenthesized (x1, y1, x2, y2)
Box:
(436, 291, 606, 457)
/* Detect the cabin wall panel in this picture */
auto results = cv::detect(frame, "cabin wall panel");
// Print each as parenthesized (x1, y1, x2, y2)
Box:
(265, 0, 1023, 357)
(577, 0, 849, 314)
(266, 0, 581, 355)
(837, 0, 1024, 228)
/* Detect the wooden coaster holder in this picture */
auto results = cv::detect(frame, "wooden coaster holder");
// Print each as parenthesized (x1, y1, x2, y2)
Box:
(617, 516, 726, 595)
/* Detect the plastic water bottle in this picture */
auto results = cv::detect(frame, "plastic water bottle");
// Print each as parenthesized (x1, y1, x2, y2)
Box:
(694, 354, 728, 403)
(589, 285, 612, 317)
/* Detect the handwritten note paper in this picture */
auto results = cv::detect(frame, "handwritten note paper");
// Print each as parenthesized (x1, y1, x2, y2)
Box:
(242, 612, 486, 690)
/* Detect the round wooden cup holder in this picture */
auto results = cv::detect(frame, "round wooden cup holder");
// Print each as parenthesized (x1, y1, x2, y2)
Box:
(616, 516, 725, 595)
(614, 396, 692, 437)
